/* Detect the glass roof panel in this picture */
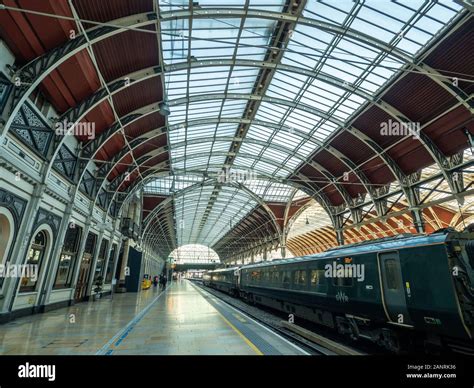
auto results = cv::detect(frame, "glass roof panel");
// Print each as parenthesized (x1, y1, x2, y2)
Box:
(157, 0, 464, 251)
(173, 185, 260, 246)
(244, 179, 297, 202)
(144, 174, 205, 195)
(287, 199, 334, 240)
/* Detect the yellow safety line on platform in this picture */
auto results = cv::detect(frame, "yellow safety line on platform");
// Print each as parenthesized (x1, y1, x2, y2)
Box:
(215, 309, 263, 356)
(190, 282, 263, 355)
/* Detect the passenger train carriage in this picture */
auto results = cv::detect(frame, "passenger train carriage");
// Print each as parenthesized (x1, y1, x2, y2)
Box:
(203, 229, 474, 353)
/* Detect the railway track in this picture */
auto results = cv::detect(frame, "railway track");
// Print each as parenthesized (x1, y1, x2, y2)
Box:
(192, 280, 365, 355)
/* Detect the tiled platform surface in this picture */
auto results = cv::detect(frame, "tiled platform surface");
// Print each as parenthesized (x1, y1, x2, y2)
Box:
(0, 280, 306, 355)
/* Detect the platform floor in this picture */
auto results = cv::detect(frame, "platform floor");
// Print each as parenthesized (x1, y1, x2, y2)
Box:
(0, 280, 307, 355)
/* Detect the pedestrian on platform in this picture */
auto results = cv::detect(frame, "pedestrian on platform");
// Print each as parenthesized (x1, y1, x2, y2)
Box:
(162, 275, 168, 289)
(158, 274, 163, 290)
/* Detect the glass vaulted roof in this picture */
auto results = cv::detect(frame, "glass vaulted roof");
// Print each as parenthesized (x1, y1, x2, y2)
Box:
(156, 0, 463, 248)
(174, 185, 259, 246)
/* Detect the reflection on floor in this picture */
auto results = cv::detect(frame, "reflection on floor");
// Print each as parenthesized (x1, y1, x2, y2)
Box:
(0, 280, 306, 355)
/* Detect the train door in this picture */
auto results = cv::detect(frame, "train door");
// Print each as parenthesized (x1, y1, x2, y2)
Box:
(379, 251, 412, 325)
(234, 268, 240, 289)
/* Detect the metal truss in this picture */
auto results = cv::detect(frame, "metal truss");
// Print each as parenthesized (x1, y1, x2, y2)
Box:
(335, 157, 474, 232)
(0, 12, 157, 142)
(142, 181, 281, 249)
(118, 169, 337, 234)
(1, 2, 471, 258)
(87, 91, 407, 215)
(3, 8, 468, 201)
(2, 8, 461, 192)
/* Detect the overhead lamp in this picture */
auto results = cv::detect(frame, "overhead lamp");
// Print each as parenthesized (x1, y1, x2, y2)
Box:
(159, 101, 170, 116)
(305, 216, 309, 225)
(465, 128, 473, 149)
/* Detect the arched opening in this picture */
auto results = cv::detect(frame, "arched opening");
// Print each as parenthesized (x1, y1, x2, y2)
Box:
(19, 230, 48, 293)
(286, 200, 336, 256)
(75, 232, 98, 301)
(53, 224, 83, 289)
(105, 243, 118, 284)
(170, 244, 220, 265)
(170, 244, 220, 279)
(0, 210, 14, 266)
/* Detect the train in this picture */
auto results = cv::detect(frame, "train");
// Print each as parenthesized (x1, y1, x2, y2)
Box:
(202, 228, 474, 353)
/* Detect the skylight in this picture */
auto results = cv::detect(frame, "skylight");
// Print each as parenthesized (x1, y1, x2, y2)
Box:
(156, 0, 463, 249)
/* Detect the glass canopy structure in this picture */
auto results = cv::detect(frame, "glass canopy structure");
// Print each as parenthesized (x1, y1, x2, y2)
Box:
(0, 0, 473, 362)
(144, 175, 305, 247)
(170, 244, 220, 264)
(141, 0, 466, 256)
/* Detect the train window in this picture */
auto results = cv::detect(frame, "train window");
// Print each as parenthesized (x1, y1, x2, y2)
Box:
(263, 271, 270, 283)
(291, 270, 307, 290)
(268, 271, 275, 283)
(273, 271, 281, 283)
(251, 271, 261, 283)
(293, 270, 307, 287)
(384, 259, 401, 290)
(332, 276, 353, 287)
(310, 269, 325, 286)
(282, 271, 291, 288)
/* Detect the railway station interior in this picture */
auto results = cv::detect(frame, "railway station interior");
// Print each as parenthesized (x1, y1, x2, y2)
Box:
(0, 0, 473, 361)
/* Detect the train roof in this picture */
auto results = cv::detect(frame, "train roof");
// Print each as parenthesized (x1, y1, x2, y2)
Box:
(206, 266, 239, 274)
(240, 230, 461, 271)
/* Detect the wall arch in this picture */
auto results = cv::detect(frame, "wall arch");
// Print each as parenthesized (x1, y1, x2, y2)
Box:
(15, 224, 55, 304)
(0, 208, 15, 266)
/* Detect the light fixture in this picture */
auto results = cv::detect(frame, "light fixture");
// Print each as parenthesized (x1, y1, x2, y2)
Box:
(305, 216, 309, 225)
(159, 101, 170, 116)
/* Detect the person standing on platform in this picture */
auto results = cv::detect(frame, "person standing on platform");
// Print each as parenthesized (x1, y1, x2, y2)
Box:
(162, 274, 168, 289)
(159, 274, 164, 290)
